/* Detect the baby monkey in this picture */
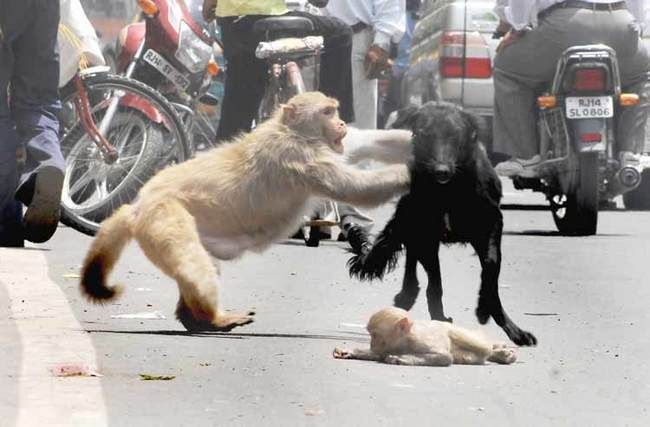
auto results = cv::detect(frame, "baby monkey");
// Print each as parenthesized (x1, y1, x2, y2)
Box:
(334, 307, 517, 366)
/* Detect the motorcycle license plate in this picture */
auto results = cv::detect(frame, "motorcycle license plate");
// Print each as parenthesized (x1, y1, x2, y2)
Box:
(565, 96, 613, 119)
(142, 49, 190, 91)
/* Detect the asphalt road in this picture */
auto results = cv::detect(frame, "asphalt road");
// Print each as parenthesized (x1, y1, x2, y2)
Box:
(2, 181, 650, 426)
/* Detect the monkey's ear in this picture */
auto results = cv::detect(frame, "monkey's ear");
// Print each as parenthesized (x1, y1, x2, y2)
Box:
(390, 105, 419, 131)
(396, 317, 413, 334)
(281, 103, 298, 125)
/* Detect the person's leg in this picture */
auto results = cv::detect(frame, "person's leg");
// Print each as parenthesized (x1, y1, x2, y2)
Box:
(600, 9, 650, 160)
(10, 0, 65, 243)
(216, 17, 268, 142)
(0, 22, 23, 247)
(295, 12, 355, 123)
(350, 28, 377, 130)
(492, 9, 570, 175)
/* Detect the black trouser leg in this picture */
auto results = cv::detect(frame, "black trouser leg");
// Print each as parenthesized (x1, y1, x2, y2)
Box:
(289, 11, 355, 123)
(216, 17, 268, 142)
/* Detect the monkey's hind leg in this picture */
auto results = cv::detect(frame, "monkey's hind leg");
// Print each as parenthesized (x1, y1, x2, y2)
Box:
(487, 343, 517, 365)
(134, 201, 254, 332)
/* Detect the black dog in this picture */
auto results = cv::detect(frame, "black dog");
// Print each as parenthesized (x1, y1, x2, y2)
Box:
(348, 102, 537, 346)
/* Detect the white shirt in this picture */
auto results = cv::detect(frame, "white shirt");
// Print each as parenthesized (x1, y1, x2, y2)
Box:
(497, 0, 645, 30)
(324, 0, 406, 49)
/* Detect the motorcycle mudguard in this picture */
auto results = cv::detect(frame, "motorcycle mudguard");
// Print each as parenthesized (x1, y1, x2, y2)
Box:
(120, 93, 172, 131)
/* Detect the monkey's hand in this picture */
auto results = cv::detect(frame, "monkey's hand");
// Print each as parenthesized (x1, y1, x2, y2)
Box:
(364, 44, 393, 80)
(333, 348, 353, 359)
(384, 354, 403, 365)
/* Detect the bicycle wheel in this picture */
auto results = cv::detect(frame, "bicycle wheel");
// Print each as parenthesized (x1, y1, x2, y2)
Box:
(58, 72, 191, 235)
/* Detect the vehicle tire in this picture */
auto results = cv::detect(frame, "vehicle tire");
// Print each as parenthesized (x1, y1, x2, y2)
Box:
(58, 73, 191, 235)
(59, 113, 165, 235)
(550, 152, 599, 236)
(623, 169, 650, 210)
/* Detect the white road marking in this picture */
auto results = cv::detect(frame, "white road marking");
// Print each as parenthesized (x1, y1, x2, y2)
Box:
(0, 248, 107, 426)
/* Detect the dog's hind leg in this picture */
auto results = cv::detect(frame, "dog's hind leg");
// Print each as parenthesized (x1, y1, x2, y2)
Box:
(418, 241, 453, 323)
(393, 246, 420, 310)
(471, 219, 537, 346)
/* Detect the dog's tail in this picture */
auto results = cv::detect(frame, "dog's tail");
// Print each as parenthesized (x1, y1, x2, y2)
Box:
(348, 211, 404, 281)
(80, 204, 135, 302)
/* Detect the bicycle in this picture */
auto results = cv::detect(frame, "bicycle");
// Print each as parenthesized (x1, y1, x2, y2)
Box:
(253, 15, 340, 247)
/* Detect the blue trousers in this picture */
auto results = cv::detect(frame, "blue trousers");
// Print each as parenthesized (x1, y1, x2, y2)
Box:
(0, 0, 64, 245)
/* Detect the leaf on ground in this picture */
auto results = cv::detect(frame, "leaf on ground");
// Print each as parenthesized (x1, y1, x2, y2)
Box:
(139, 373, 176, 381)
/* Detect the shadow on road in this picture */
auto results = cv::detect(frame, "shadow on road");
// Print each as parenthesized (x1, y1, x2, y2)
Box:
(504, 230, 629, 237)
(86, 329, 369, 343)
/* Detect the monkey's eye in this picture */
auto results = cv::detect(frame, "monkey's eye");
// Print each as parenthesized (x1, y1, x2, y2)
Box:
(322, 106, 336, 116)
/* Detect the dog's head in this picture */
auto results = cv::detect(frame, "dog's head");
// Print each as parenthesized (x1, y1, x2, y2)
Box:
(391, 102, 483, 184)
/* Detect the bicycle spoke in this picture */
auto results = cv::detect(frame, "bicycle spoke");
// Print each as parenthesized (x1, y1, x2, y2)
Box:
(68, 169, 96, 198)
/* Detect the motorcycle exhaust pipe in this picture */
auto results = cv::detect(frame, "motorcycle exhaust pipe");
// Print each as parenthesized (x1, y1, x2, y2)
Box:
(618, 167, 641, 188)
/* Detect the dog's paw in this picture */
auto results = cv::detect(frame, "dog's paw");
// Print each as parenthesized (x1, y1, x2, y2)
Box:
(510, 329, 538, 347)
(475, 303, 492, 325)
(393, 290, 419, 310)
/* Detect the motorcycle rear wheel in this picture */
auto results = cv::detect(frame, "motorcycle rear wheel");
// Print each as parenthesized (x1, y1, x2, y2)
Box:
(550, 152, 599, 236)
(58, 73, 191, 236)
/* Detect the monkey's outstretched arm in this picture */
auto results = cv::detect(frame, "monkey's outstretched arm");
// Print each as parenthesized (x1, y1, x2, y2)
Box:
(383, 352, 453, 367)
(343, 128, 413, 165)
(304, 161, 410, 207)
(333, 347, 383, 361)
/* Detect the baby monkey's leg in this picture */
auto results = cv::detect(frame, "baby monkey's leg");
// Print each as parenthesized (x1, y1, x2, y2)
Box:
(384, 353, 453, 366)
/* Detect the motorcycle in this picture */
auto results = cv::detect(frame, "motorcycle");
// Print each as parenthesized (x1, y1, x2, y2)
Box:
(512, 44, 650, 235)
(115, 0, 221, 152)
(57, 0, 191, 235)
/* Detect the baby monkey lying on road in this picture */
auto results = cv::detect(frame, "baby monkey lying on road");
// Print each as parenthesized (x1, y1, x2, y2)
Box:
(80, 92, 410, 332)
(334, 307, 517, 366)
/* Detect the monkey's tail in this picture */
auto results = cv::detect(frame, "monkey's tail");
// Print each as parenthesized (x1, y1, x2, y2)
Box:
(347, 213, 404, 281)
(80, 204, 135, 302)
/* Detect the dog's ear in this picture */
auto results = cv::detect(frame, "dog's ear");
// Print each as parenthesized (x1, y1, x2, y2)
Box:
(460, 110, 485, 143)
(389, 105, 419, 131)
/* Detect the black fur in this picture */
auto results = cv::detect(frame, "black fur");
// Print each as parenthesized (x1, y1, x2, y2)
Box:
(349, 102, 537, 346)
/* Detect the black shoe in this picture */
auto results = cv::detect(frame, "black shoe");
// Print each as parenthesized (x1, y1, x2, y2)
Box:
(345, 224, 372, 255)
(19, 166, 64, 243)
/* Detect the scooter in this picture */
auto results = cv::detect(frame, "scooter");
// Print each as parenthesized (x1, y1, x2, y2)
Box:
(512, 44, 650, 235)
(115, 0, 221, 152)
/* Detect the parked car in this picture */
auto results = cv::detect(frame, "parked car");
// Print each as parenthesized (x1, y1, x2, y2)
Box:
(405, 0, 499, 142)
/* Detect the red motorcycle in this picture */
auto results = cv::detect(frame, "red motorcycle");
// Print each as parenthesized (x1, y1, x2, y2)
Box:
(116, 0, 221, 151)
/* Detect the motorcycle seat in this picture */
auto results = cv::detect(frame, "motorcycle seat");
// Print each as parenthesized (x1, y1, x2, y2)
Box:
(253, 16, 315, 41)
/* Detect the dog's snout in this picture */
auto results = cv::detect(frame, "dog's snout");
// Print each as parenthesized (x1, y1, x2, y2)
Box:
(433, 164, 452, 184)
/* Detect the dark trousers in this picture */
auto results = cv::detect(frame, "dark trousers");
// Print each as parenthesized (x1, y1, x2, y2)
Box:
(0, 0, 63, 245)
(216, 11, 354, 141)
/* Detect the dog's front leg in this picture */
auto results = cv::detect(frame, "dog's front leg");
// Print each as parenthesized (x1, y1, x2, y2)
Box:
(393, 245, 420, 310)
(472, 217, 537, 346)
(419, 241, 452, 322)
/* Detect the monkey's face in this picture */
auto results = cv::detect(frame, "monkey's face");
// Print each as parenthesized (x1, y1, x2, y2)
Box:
(280, 92, 347, 154)
(369, 325, 408, 355)
(320, 104, 347, 154)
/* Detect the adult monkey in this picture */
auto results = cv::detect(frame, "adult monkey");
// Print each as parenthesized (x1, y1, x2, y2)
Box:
(80, 92, 410, 332)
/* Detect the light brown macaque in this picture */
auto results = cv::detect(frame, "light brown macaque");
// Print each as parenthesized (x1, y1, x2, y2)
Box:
(80, 92, 410, 332)
(333, 307, 517, 366)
